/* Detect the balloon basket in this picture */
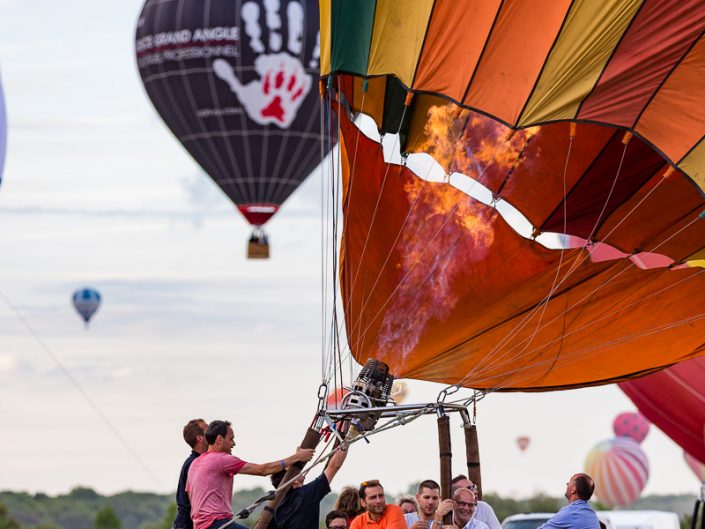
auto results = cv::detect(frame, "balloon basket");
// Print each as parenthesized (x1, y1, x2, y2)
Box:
(247, 228, 269, 259)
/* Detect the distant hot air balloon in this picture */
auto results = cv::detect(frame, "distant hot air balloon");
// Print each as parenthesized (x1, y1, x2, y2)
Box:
(516, 436, 530, 452)
(135, 0, 331, 259)
(0, 67, 7, 184)
(684, 451, 705, 483)
(390, 380, 409, 404)
(585, 437, 649, 507)
(612, 412, 650, 444)
(620, 356, 705, 465)
(326, 387, 349, 409)
(72, 288, 101, 327)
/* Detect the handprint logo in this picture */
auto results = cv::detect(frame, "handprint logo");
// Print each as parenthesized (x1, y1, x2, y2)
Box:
(212, 0, 319, 129)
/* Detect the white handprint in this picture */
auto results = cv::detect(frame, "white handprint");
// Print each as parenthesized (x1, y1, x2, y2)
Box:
(214, 54, 310, 128)
(212, 0, 316, 129)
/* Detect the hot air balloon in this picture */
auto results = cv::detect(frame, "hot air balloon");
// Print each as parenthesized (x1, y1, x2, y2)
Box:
(135, 0, 330, 259)
(318, 1, 705, 391)
(0, 67, 6, 184)
(585, 437, 649, 507)
(612, 412, 650, 444)
(620, 356, 705, 464)
(326, 387, 349, 409)
(684, 451, 705, 483)
(516, 436, 530, 452)
(72, 288, 101, 327)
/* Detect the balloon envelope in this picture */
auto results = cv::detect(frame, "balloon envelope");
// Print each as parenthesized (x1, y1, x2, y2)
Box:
(135, 0, 329, 227)
(620, 356, 705, 465)
(324, 1, 705, 391)
(612, 412, 650, 444)
(72, 288, 101, 324)
(516, 436, 530, 452)
(585, 437, 649, 507)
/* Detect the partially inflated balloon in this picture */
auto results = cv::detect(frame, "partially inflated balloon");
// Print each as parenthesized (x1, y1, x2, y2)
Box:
(684, 451, 705, 482)
(516, 436, 530, 452)
(72, 288, 101, 326)
(613, 412, 650, 444)
(585, 437, 649, 507)
(135, 0, 330, 251)
(620, 356, 705, 464)
(326, 387, 349, 409)
(323, 1, 705, 391)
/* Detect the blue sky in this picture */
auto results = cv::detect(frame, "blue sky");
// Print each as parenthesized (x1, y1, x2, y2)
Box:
(0, 0, 700, 503)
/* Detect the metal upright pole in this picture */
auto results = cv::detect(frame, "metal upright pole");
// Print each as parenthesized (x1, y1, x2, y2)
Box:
(463, 420, 482, 499)
(437, 413, 453, 525)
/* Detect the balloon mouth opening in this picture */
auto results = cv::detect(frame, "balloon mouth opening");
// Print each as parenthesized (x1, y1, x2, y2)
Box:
(238, 204, 279, 226)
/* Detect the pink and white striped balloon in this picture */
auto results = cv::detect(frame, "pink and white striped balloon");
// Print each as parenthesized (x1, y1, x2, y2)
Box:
(585, 437, 649, 507)
(684, 451, 705, 482)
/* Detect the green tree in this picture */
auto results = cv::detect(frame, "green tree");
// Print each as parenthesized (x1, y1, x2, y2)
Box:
(139, 503, 175, 529)
(0, 502, 21, 529)
(93, 506, 121, 529)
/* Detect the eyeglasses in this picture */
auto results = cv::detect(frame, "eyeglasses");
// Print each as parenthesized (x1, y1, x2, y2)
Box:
(360, 480, 380, 487)
(327, 526, 348, 529)
(454, 500, 478, 508)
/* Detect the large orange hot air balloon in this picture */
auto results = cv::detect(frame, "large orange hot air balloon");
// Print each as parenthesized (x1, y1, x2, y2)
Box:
(319, 0, 705, 391)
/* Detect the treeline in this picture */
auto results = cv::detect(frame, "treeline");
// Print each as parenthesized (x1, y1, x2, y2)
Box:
(0, 486, 698, 529)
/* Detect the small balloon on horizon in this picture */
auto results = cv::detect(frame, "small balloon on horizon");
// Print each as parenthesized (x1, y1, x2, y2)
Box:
(72, 287, 101, 328)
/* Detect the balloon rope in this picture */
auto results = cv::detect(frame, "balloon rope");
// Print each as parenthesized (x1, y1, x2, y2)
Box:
(341, 109, 489, 359)
(0, 289, 161, 487)
(343, 105, 410, 350)
(460, 134, 625, 383)
(459, 265, 705, 390)
(463, 168, 681, 388)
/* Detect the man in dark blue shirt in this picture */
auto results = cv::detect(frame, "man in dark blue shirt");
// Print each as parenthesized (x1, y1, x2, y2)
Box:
(268, 446, 348, 529)
(172, 418, 208, 529)
(537, 474, 600, 529)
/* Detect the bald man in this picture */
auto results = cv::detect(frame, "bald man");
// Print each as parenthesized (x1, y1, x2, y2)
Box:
(537, 474, 600, 529)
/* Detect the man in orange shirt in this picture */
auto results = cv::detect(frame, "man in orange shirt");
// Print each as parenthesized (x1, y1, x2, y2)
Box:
(350, 480, 406, 529)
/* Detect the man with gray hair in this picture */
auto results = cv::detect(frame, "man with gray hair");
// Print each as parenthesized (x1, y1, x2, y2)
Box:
(430, 488, 489, 529)
(450, 475, 500, 529)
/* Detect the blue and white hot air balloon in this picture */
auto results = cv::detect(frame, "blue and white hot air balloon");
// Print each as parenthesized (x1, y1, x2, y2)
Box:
(72, 287, 102, 327)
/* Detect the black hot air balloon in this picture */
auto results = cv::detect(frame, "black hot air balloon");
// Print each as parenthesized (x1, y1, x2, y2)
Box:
(135, 0, 329, 258)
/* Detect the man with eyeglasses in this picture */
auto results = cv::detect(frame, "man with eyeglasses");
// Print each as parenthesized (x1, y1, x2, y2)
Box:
(326, 510, 350, 529)
(536, 474, 599, 529)
(430, 488, 488, 529)
(349, 479, 406, 529)
(186, 419, 315, 529)
(172, 418, 208, 529)
(450, 476, 500, 529)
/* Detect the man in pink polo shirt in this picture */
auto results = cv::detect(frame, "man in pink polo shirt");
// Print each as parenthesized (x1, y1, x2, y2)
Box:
(186, 419, 315, 529)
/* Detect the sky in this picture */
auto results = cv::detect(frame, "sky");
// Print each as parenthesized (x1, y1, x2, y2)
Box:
(0, 0, 701, 507)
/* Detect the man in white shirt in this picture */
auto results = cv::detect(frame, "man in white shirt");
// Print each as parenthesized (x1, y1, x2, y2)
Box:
(450, 475, 500, 529)
(431, 489, 489, 529)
